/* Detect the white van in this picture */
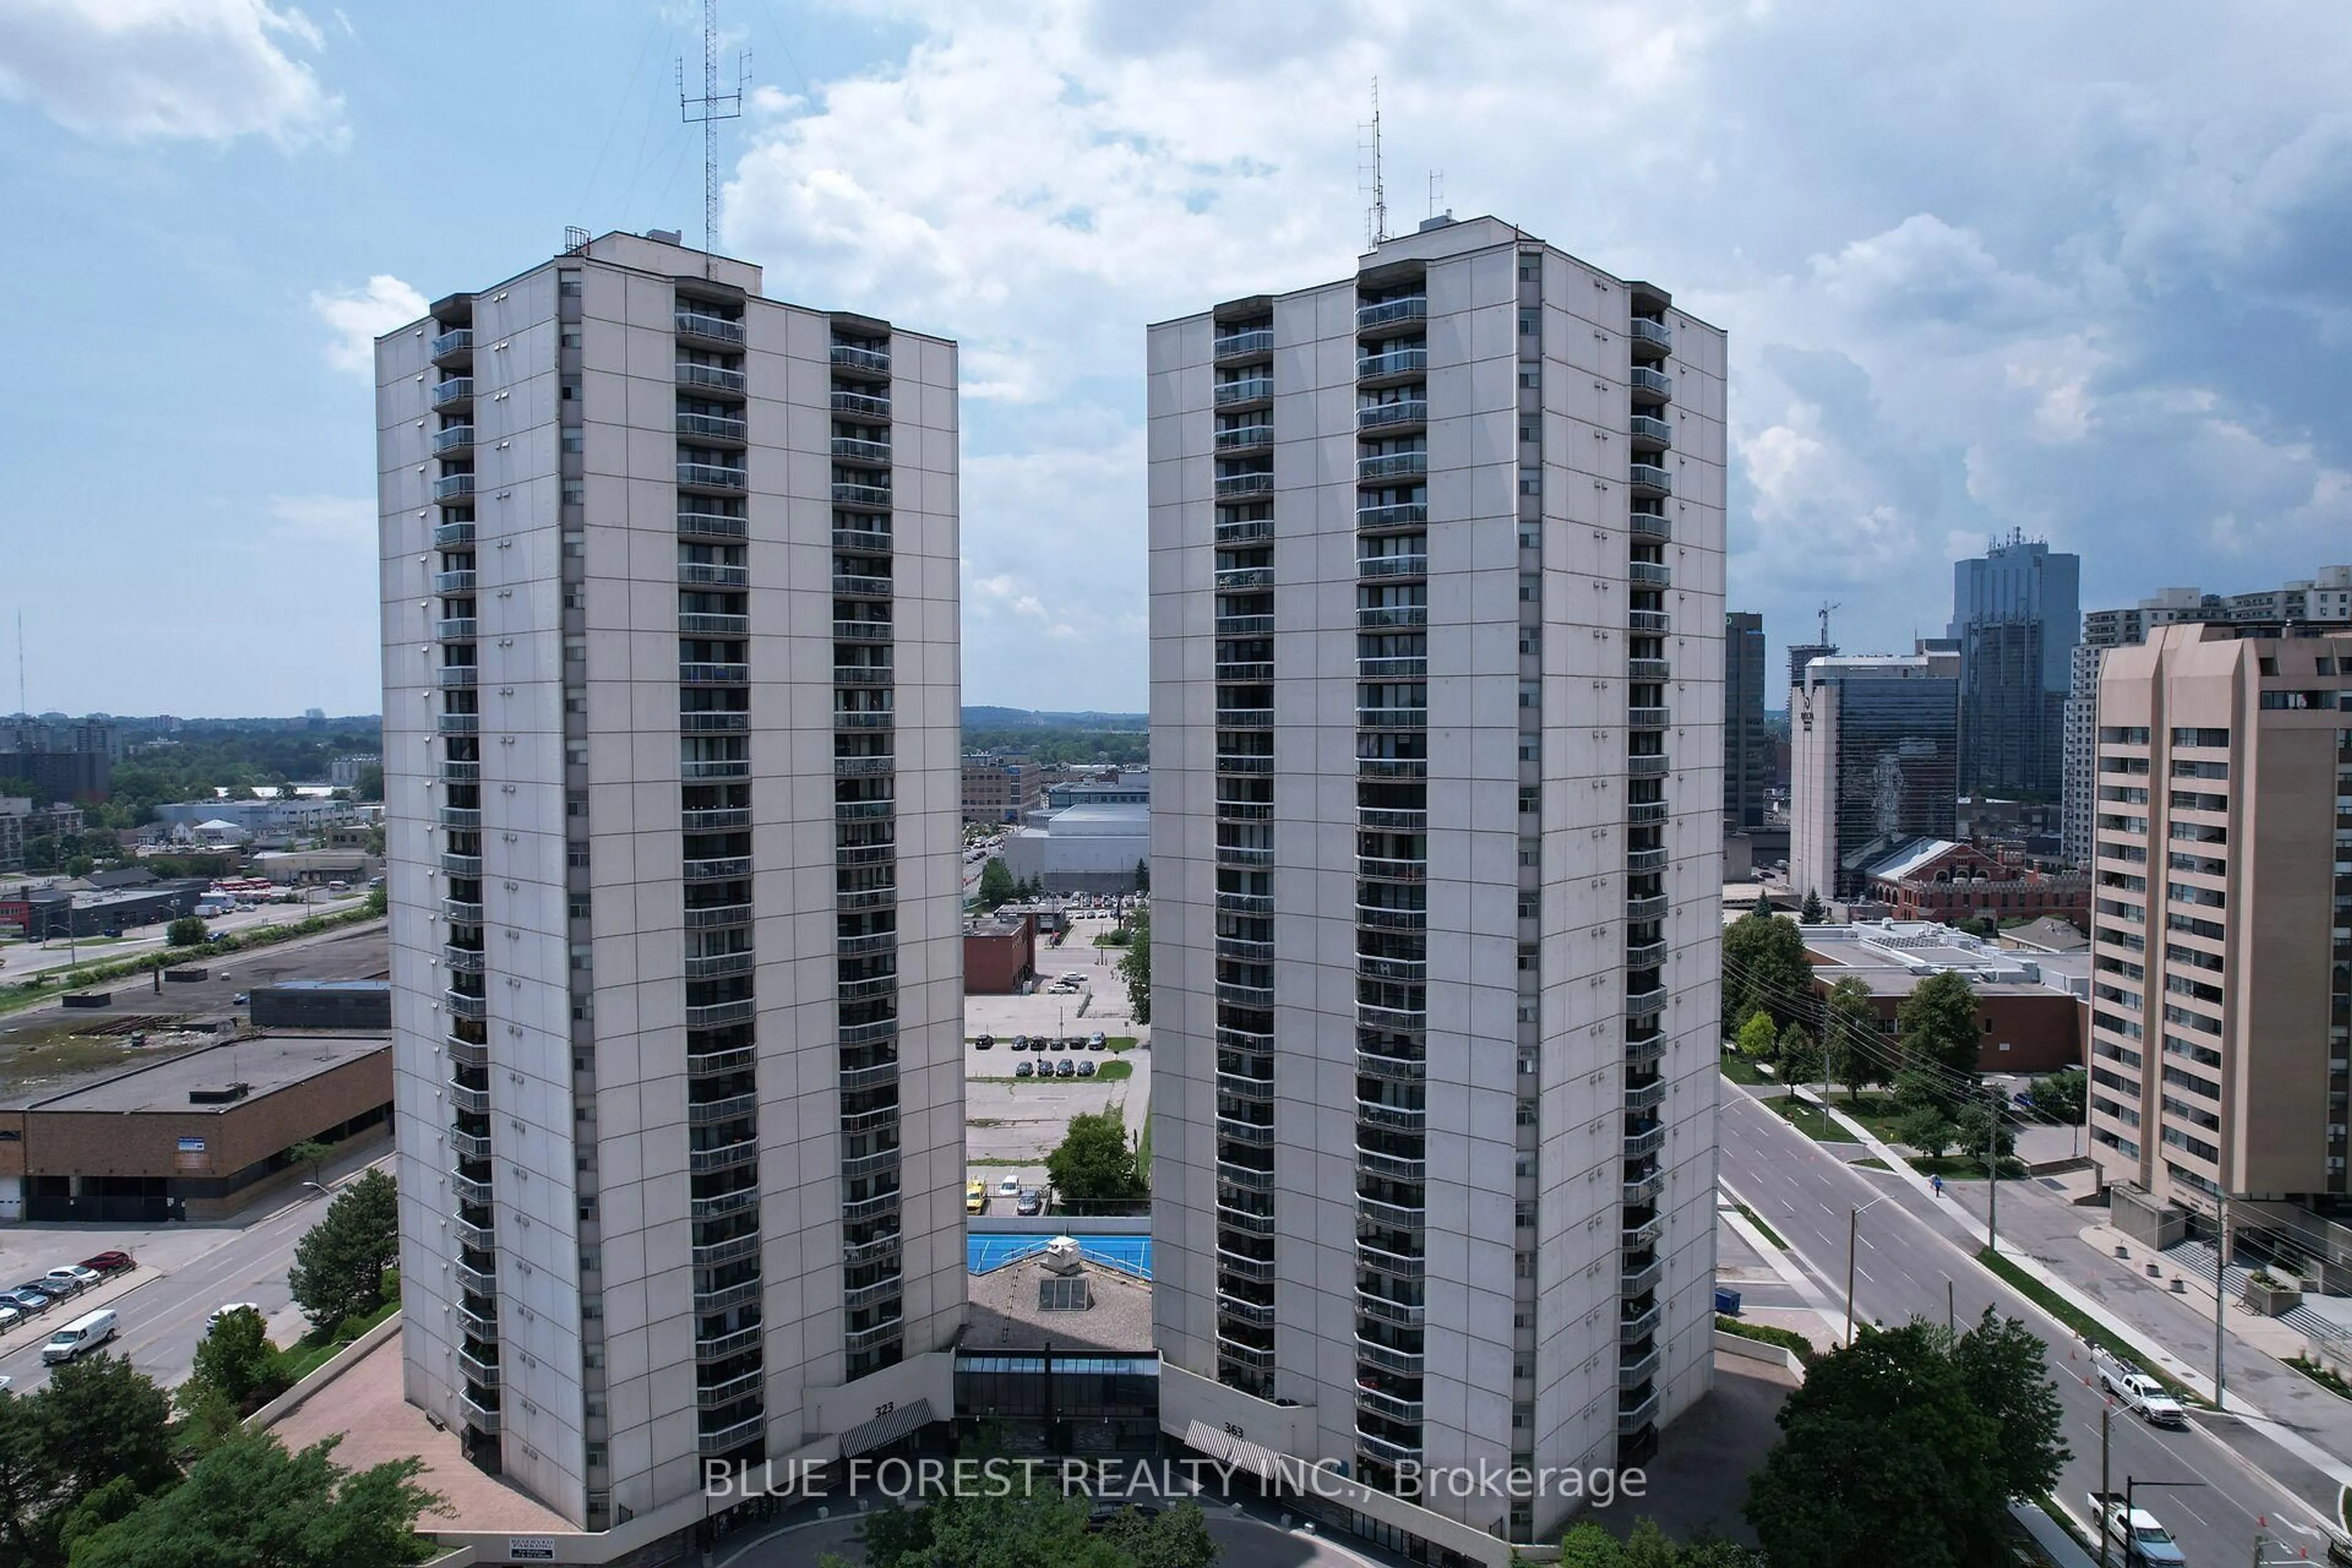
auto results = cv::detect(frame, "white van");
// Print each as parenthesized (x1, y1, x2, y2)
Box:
(40, 1309, 118, 1364)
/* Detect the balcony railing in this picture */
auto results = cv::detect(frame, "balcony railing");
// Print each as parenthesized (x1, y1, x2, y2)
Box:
(689, 1139, 760, 1174)
(1629, 462, 1672, 494)
(1626, 892, 1670, 921)
(1625, 986, 1668, 1017)
(1214, 517, 1272, 545)
(433, 568, 477, 594)
(1356, 451, 1427, 482)
(1356, 296, 1428, 330)
(1623, 1123, 1666, 1159)
(698, 1414, 767, 1455)
(832, 436, 893, 464)
(678, 412, 747, 443)
(679, 462, 749, 491)
(832, 390, 891, 418)
(430, 327, 474, 361)
(1356, 401, 1428, 432)
(684, 856, 753, 882)
(677, 510, 748, 539)
(1213, 424, 1272, 451)
(1212, 377, 1272, 406)
(1627, 706, 1670, 729)
(832, 481, 892, 508)
(433, 520, 475, 548)
(677, 362, 747, 394)
(685, 999, 758, 1029)
(1213, 473, 1274, 499)
(444, 990, 487, 1020)
(1357, 347, 1428, 379)
(1628, 560, 1672, 587)
(431, 377, 473, 409)
(1629, 317, 1673, 352)
(1627, 609, 1672, 633)
(1356, 502, 1428, 530)
(1629, 413, 1672, 448)
(1630, 366, 1673, 400)
(1213, 328, 1273, 358)
(432, 424, 475, 455)
(829, 344, 891, 374)
(1357, 554, 1428, 579)
(437, 666, 478, 688)
(679, 662, 750, 684)
(676, 310, 747, 344)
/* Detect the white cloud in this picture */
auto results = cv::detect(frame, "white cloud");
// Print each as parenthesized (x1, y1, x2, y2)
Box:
(265, 492, 372, 543)
(0, 0, 340, 144)
(308, 274, 425, 376)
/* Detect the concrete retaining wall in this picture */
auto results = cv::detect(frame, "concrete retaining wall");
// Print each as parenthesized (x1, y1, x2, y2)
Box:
(1713, 1328, 1808, 1379)
(247, 1308, 404, 1430)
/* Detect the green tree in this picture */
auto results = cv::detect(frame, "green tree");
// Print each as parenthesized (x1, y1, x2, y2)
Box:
(1093, 1499, 1216, 1568)
(288, 1170, 399, 1333)
(2028, 1066, 2086, 1126)
(1777, 1023, 1822, 1088)
(1947, 1308, 2070, 1499)
(287, 1139, 334, 1189)
(977, 858, 1016, 910)
(187, 1308, 277, 1412)
(1799, 888, 1826, 924)
(1559, 1521, 1623, 1568)
(850, 1485, 1120, 1568)
(39, 1355, 177, 1501)
(1721, 911, 1811, 1038)
(1045, 1107, 1147, 1211)
(1744, 1321, 2009, 1568)
(1735, 1011, 1779, 1063)
(361, 884, 386, 918)
(69, 1433, 442, 1568)
(1954, 1099, 2017, 1171)
(166, 918, 208, 949)
(353, 766, 384, 803)
(1115, 904, 1151, 1023)
(1133, 858, 1150, 894)
(1819, 976, 1882, 1102)
(1896, 1105, 1958, 1160)
(1896, 970, 1980, 1102)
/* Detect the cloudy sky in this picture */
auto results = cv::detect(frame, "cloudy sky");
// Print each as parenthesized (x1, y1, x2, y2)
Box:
(4, 1, 2347, 717)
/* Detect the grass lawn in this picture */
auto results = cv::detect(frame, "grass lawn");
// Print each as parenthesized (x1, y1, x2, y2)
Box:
(1851, 1157, 1893, 1171)
(271, 1284, 401, 1385)
(1106, 1036, 1138, 1053)
(1135, 1109, 1153, 1182)
(1719, 1054, 1771, 1087)
(1975, 1247, 2206, 1407)
(1716, 1315, 1817, 1366)
(1772, 1096, 1842, 1142)
(1096, 1060, 1134, 1081)
(1733, 1202, 1788, 1250)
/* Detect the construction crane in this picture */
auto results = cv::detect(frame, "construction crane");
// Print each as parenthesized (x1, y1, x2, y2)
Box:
(1817, 600, 1839, 646)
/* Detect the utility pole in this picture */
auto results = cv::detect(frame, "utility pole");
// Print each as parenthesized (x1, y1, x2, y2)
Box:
(2214, 1189, 2228, 1411)
(1985, 1082, 2003, 1253)
(1947, 1276, 1956, 1333)
(2097, 1398, 2110, 1568)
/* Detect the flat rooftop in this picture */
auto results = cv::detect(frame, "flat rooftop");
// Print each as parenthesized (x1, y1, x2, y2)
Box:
(1800, 921, 2080, 1000)
(965, 1254, 1155, 1354)
(15, 1033, 385, 1114)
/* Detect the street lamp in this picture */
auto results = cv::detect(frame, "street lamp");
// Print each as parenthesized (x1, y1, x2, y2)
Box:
(1845, 1194, 1893, 1345)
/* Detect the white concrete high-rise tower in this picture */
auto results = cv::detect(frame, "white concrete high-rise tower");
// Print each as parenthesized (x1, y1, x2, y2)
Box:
(377, 231, 964, 1531)
(1145, 216, 1726, 1557)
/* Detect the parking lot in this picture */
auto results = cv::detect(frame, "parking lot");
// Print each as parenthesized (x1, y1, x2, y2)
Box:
(961, 905, 1152, 1205)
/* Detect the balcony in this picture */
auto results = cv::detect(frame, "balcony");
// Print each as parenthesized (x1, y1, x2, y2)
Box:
(1356, 1146, 1427, 1183)
(1626, 1033, 1665, 1069)
(842, 1189, 903, 1230)
(698, 1414, 767, 1455)
(1356, 502, 1428, 531)
(677, 362, 747, 395)
(1624, 937, 1668, 967)
(1626, 845, 1668, 875)
(1618, 1387, 1660, 1434)
(442, 897, 484, 924)
(678, 462, 748, 492)
(834, 709, 894, 731)
(1629, 413, 1672, 450)
(679, 662, 749, 684)
(1356, 707, 1427, 731)
(694, 1276, 764, 1314)
(1214, 1249, 1276, 1284)
(1629, 510, 1671, 541)
(1216, 1071, 1273, 1104)
(684, 856, 753, 882)
(432, 568, 477, 594)
(1629, 317, 1673, 353)
(676, 309, 747, 345)
(1213, 327, 1274, 360)
(1626, 986, 1668, 1019)
(690, 1186, 760, 1224)
(1356, 296, 1428, 330)
(1353, 1426, 1425, 1466)
(1627, 801, 1668, 828)
(1357, 1292, 1425, 1329)
(1356, 1096, 1425, 1133)
(832, 435, 893, 464)
(1357, 554, 1428, 580)
(1629, 462, 1672, 497)
(832, 390, 891, 418)
(692, 1232, 762, 1270)
(1626, 656, 1670, 680)
(1214, 844, 1273, 869)
(1628, 608, 1672, 634)
(431, 377, 473, 411)
(437, 666, 478, 689)
(1621, 1303, 1662, 1343)
(1626, 706, 1671, 733)
(832, 481, 892, 508)
(1357, 347, 1428, 381)
(444, 945, 486, 974)
(696, 1324, 763, 1363)
(430, 327, 474, 363)
(1213, 424, 1272, 453)
(834, 800, 895, 824)
(1354, 903, 1425, 933)
(1619, 1344, 1661, 1389)
(677, 411, 747, 443)
(1214, 516, 1272, 545)
(833, 573, 893, 600)
(454, 1300, 498, 1343)
(432, 424, 475, 456)
(1217, 1292, 1276, 1329)
(690, 1139, 760, 1174)
(450, 1129, 492, 1162)
(1213, 565, 1273, 592)
(433, 520, 476, 548)
(446, 1035, 487, 1070)
(829, 343, 891, 375)
(686, 998, 758, 1029)
(843, 1231, 903, 1268)
(679, 710, 748, 734)
(832, 526, 893, 556)
(1357, 1385, 1425, 1424)
(1629, 559, 1672, 589)
(684, 903, 752, 930)
(453, 1259, 497, 1297)
(695, 1367, 764, 1410)
(1357, 1335, 1423, 1376)
(1212, 376, 1273, 409)
(1623, 1122, 1666, 1159)
(1630, 365, 1673, 402)
(1357, 1241, 1425, 1279)
(844, 1316, 905, 1354)
(435, 617, 477, 641)
(833, 620, 893, 645)
(1213, 473, 1274, 500)
(1356, 401, 1428, 432)
(444, 990, 487, 1020)
(458, 1390, 501, 1434)
(1626, 892, 1670, 922)
(1622, 1212, 1665, 1250)
(1356, 856, 1427, 884)
(1356, 451, 1427, 483)
(677, 509, 748, 540)
(452, 1208, 493, 1247)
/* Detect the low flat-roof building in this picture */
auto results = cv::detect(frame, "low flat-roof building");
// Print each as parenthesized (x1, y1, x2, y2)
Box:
(1856, 839, 2088, 926)
(250, 980, 392, 1031)
(964, 911, 1038, 995)
(999, 802, 1149, 895)
(0, 1033, 392, 1222)
(1795, 919, 2086, 1074)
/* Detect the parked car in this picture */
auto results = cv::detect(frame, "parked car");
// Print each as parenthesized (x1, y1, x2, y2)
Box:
(0, 1290, 53, 1316)
(965, 1181, 987, 1215)
(0, 1307, 21, 1334)
(1055, 1059, 1076, 1079)
(45, 1265, 100, 1291)
(1015, 1060, 1035, 1078)
(2094, 1352, 2186, 1427)
(1089, 1032, 1107, 1050)
(1010, 1035, 1030, 1051)
(997, 1174, 1021, 1198)
(1077, 1060, 1097, 1079)
(21, 1275, 75, 1300)
(2089, 1493, 2187, 1568)
(1048, 1037, 1066, 1052)
(80, 1251, 133, 1277)
(207, 1303, 261, 1330)
(1016, 1189, 1044, 1216)
(973, 1033, 993, 1049)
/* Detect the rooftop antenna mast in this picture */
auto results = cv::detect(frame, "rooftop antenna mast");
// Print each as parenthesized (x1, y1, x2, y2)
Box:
(15, 610, 23, 720)
(1817, 600, 1840, 645)
(1359, 78, 1389, 249)
(1427, 169, 1444, 220)
(677, 0, 748, 254)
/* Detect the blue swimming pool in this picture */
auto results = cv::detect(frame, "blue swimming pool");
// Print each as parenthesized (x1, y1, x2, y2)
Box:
(967, 1235, 1153, 1278)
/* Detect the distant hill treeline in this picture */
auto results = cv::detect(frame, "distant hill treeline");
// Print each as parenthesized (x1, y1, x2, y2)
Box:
(962, 706, 1146, 731)
(963, 707, 1147, 767)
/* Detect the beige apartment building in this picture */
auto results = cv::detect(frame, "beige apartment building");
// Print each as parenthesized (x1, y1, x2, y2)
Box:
(2087, 622, 2351, 1245)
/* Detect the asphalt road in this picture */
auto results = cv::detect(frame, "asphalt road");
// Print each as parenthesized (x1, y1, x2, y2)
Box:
(0, 1168, 377, 1395)
(1719, 1089, 2338, 1564)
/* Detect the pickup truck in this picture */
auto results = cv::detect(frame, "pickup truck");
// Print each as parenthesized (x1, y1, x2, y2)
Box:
(2094, 1351, 2188, 1427)
(2088, 1493, 2188, 1568)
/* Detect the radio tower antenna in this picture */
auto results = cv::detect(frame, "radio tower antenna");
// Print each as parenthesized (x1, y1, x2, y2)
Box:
(1359, 78, 1389, 249)
(15, 609, 24, 720)
(677, 0, 748, 254)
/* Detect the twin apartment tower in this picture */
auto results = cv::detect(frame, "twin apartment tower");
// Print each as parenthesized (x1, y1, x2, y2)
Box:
(375, 219, 1725, 1552)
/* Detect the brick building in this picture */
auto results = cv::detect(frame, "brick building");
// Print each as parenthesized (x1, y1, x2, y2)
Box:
(1801, 920, 2085, 1074)
(963, 911, 1038, 995)
(1858, 839, 2089, 927)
